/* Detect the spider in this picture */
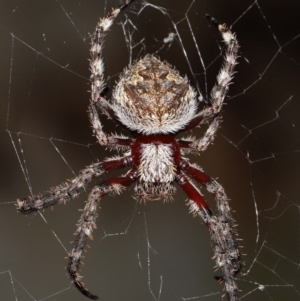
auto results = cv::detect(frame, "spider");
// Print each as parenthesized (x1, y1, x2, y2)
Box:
(16, 0, 242, 300)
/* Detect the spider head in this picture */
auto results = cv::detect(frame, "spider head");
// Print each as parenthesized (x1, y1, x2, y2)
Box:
(113, 54, 198, 134)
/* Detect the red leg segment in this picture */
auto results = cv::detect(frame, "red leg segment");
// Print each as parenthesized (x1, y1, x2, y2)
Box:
(179, 160, 211, 184)
(102, 156, 132, 172)
(176, 171, 213, 223)
(179, 159, 236, 223)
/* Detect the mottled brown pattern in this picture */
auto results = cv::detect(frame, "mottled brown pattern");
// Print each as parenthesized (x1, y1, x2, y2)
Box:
(123, 54, 189, 120)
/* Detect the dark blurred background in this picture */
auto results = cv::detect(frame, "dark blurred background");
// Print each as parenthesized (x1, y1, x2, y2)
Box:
(0, 0, 300, 300)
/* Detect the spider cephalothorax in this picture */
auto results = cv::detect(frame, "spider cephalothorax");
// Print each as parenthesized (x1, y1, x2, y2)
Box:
(113, 54, 198, 134)
(133, 134, 179, 201)
(16, 1, 242, 300)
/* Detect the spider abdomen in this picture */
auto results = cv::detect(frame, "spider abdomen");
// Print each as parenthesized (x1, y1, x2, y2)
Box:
(113, 54, 198, 134)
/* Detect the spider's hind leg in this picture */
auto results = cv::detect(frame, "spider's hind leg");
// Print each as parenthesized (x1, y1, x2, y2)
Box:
(176, 169, 241, 301)
(68, 170, 137, 300)
(179, 160, 243, 273)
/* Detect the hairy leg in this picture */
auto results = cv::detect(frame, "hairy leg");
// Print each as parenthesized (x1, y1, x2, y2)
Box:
(178, 16, 239, 151)
(107, 134, 134, 150)
(177, 117, 220, 153)
(179, 160, 242, 271)
(176, 170, 241, 301)
(68, 170, 137, 299)
(16, 156, 132, 214)
(89, 0, 135, 145)
(179, 160, 240, 240)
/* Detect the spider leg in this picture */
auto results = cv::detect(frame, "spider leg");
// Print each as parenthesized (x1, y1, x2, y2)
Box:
(177, 116, 221, 154)
(89, 0, 135, 145)
(16, 156, 132, 214)
(176, 171, 213, 217)
(178, 162, 242, 301)
(177, 114, 208, 133)
(179, 160, 243, 270)
(178, 17, 239, 151)
(68, 169, 138, 300)
(107, 134, 134, 150)
(205, 15, 239, 118)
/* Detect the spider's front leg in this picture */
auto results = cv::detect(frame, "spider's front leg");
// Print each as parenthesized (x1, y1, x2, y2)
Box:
(16, 156, 132, 214)
(89, 0, 135, 145)
(203, 15, 239, 118)
(178, 16, 239, 153)
(176, 170, 241, 301)
(68, 169, 138, 300)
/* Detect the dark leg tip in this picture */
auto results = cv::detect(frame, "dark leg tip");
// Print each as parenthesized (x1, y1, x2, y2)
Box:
(214, 275, 223, 281)
(205, 14, 220, 27)
(205, 14, 212, 21)
(74, 280, 99, 300)
(100, 86, 109, 97)
(119, 0, 135, 11)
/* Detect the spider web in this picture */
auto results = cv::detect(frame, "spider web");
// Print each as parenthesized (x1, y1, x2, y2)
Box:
(1, 0, 300, 300)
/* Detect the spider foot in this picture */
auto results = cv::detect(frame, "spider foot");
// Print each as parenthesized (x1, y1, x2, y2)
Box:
(205, 14, 219, 26)
(15, 199, 27, 212)
(68, 257, 99, 300)
(16, 198, 40, 214)
(119, 0, 135, 11)
(205, 14, 230, 35)
(74, 280, 99, 300)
